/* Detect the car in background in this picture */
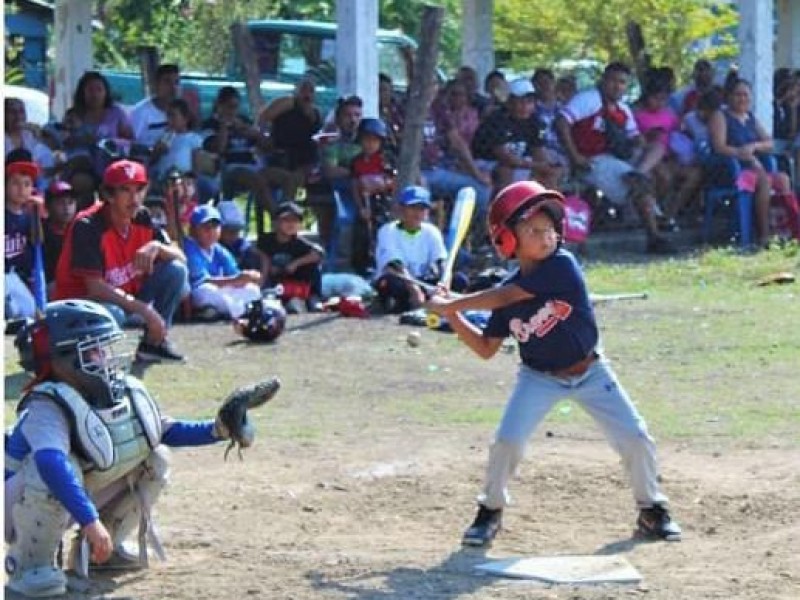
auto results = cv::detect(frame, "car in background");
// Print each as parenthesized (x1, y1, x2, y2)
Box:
(4, 84, 51, 125)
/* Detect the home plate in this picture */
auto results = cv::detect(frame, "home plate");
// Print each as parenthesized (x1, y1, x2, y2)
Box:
(474, 555, 642, 585)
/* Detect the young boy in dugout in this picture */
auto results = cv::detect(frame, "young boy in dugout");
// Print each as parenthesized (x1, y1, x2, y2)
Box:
(425, 180, 681, 547)
(255, 201, 324, 314)
(43, 180, 78, 291)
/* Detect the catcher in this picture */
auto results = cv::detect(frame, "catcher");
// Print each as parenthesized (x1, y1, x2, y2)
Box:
(4, 299, 279, 598)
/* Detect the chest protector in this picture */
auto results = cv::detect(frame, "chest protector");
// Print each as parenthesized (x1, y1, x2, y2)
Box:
(21, 378, 162, 487)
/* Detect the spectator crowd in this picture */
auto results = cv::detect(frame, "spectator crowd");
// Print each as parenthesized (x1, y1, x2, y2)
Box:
(6, 59, 800, 357)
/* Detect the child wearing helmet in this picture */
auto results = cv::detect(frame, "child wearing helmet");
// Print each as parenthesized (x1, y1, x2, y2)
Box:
(5, 299, 279, 598)
(425, 180, 681, 547)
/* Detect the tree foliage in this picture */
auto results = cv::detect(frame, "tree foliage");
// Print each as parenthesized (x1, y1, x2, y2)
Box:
(91, 0, 736, 84)
(494, 0, 737, 83)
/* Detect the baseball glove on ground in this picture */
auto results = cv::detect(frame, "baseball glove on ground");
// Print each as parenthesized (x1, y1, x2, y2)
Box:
(214, 377, 281, 460)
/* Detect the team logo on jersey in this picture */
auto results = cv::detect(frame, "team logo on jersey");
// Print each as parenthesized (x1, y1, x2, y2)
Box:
(509, 300, 572, 342)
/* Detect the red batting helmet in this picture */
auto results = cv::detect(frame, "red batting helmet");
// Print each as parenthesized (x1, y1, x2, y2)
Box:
(488, 180, 565, 259)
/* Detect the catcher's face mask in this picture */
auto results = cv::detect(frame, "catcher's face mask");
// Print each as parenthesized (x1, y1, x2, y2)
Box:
(72, 331, 133, 407)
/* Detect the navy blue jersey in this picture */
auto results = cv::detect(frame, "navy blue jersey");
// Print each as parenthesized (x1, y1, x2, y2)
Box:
(483, 248, 598, 372)
(5, 209, 33, 278)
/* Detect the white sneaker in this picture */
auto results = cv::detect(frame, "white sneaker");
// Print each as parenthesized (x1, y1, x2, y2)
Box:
(7, 566, 67, 597)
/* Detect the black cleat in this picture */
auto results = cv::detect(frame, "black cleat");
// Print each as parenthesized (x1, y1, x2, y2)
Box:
(637, 504, 682, 541)
(462, 505, 502, 547)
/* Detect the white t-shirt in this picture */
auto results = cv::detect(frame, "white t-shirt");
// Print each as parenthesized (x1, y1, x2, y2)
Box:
(154, 131, 203, 179)
(375, 221, 447, 278)
(130, 98, 168, 147)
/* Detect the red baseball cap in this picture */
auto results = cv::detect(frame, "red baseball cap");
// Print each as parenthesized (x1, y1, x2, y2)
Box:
(5, 160, 41, 180)
(103, 160, 148, 187)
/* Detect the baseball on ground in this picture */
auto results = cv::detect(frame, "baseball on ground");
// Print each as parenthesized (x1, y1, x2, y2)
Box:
(406, 331, 421, 347)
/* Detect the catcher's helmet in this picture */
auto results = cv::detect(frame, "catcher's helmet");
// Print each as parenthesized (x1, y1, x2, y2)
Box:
(488, 180, 565, 259)
(17, 300, 131, 407)
(239, 298, 286, 343)
(357, 117, 388, 140)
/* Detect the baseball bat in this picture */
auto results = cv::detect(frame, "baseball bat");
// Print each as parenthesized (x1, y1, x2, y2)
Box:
(439, 186, 476, 289)
(589, 292, 648, 304)
(30, 200, 47, 313)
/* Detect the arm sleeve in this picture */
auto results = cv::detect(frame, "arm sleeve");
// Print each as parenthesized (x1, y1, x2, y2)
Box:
(161, 420, 218, 447)
(34, 448, 99, 527)
(217, 245, 241, 277)
(184, 239, 211, 287)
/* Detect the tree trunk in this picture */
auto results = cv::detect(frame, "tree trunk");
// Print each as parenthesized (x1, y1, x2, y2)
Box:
(231, 21, 265, 118)
(137, 46, 159, 98)
(396, 5, 444, 194)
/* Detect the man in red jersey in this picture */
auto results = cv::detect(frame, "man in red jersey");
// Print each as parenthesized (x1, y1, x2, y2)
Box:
(55, 160, 189, 362)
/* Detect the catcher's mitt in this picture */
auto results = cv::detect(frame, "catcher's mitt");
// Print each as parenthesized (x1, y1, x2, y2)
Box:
(214, 377, 281, 460)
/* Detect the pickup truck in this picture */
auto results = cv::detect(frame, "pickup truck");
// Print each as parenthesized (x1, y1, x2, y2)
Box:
(102, 19, 418, 120)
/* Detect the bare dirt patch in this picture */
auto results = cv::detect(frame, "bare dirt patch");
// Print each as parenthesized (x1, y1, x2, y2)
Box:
(5, 311, 799, 599)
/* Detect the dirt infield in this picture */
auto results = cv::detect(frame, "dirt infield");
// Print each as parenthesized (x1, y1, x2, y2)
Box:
(4, 309, 799, 599)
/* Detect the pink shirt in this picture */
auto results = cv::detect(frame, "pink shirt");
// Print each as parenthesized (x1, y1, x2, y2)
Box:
(634, 107, 679, 149)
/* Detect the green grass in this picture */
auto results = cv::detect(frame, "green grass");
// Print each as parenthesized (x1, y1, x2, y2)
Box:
(5, 245, 799, 447)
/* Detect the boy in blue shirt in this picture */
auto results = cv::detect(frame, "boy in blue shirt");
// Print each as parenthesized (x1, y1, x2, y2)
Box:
(184, 204, 261, 320)
(426, 180, 681, 547)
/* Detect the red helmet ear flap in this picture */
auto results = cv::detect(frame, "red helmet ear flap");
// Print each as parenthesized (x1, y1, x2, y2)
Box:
(31, 321, 52, 376)
(492, 225, 518, 259)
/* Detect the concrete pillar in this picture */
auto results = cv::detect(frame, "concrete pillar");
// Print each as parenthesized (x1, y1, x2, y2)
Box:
(738, 0, 773, 135)
(52, 0, 93, 120)
(776, 0, 800, 68)
(461, 0, 495, 85)
(336, 0, 379, 118)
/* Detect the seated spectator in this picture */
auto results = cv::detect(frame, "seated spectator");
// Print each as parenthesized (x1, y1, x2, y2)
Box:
(43, 180, 77, 292)
(256, 202, 324, 313)
(374, 186, 463, 314)
(532, 68, 569, 171)
(258, 77, 323, 229)
(379, 73, 405, 157)
(202, 86, 271, 221)
(555, 62, 674, 254)
(54, 160, 188, 362)
(472, 78, 562, 190)
(555, 74, 577, 105)
(4, 151, 42, 322)
(217, 199, 263, 272)
(151, 99, 204, 183)
(4, 97, 55, 181)
(65, 71, 134, 204)
(773, 69, 799, 180)
(634, 78, 702, 227)
(456, 65, 490, 116)
(143, 192, 169, 231)
(671, 59, 716, 116)
(482, 70, 508, 117)
(184, 204, 262, 320)
(709, 78, 800, 244)
(129, 63, 182, 148)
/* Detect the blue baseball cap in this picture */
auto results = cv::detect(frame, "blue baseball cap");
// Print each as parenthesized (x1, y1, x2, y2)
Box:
(190, 204, 222, 226)
(399, 185, 432, 208)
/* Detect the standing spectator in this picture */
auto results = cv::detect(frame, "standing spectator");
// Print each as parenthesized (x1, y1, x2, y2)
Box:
(256, 202, 324, 313)
(184, 204, 262, 320)
(43, 181, 77, 289)
(129, 64, 182, 148)
(709, 78, 800, 244)
(555, 62, 674, 254)
(373, 186, 449, 314)
(54, 160, 188, 362)
(473, 78, 562, 190)
(5, 151, 41, 322)
(773, 70, 800, 180)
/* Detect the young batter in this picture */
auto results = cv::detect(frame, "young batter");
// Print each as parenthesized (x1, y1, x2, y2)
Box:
(425, 180, 681, 546)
